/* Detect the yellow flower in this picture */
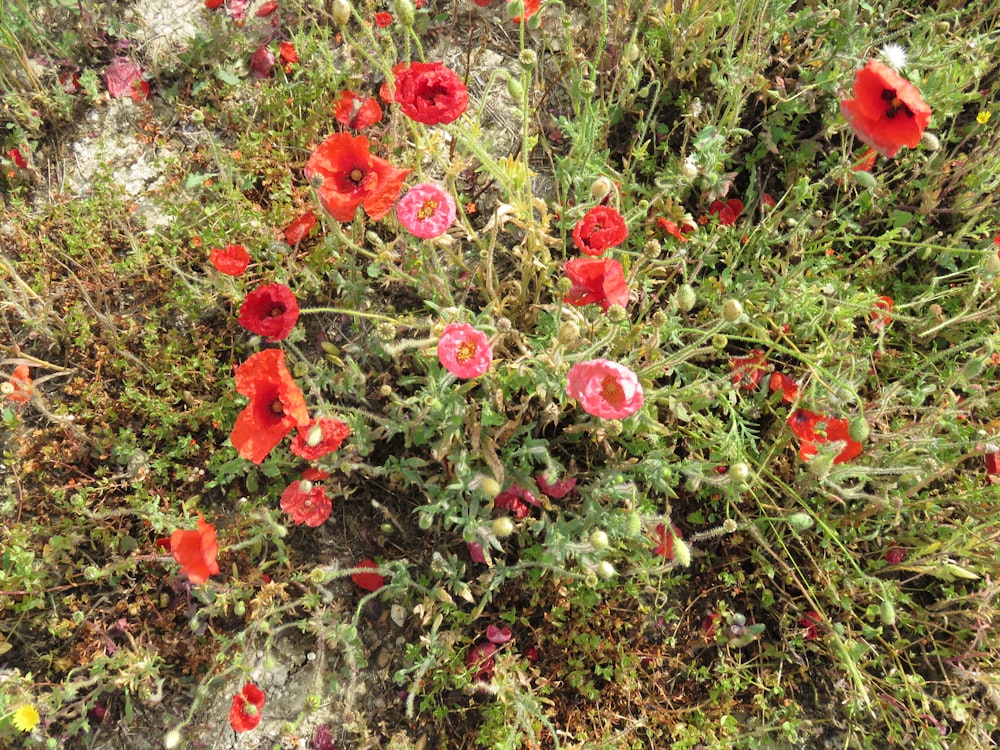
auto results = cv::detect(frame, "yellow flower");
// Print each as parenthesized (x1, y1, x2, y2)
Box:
(977, 111, 992, 125)
(12, 704, 40, 732)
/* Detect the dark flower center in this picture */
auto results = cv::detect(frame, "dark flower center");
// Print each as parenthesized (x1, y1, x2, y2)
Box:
(269, 303, 285, 317)
(880, 88, 914, 120)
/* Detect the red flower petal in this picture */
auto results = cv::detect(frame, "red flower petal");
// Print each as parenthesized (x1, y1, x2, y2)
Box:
(231, 349, 310, 464)
(237, 283, 299, 341)
(170, 514, 220, 585)
(562, 257, 629, 311)
(283, 210, 317, 245)
(840, 60, 931, 158)
(209, 243, 251, 276)
(351, 558, 385, 591)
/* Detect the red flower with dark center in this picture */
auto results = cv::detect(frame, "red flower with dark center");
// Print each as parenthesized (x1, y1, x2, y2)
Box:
(334, 90, 383, 130)
(653, 523, 682, 560)
(729, 349, 767, 391)
(352, 558, 385, 591)
(283, 210, 317, 245)
(238, 283, 300, 341)
(768, 371, 799, 403)
(840, 59, 932, 158)
(375, 11, 393, 26)
(229, 683, 266, 732)
(280, 478, 332, 526)
(562, 257, 629, 311)
(210, 243, 251, 276)
(231, 349, 310, 464)
(170, 513, 220, 585)
(709, 198, 743, 226)
(572, 205, 628, 256)
(305, 132, 410, 222)
(383, 62, 468, 125)
(290, 417, 351, 460)
(787, 408, 863, 464)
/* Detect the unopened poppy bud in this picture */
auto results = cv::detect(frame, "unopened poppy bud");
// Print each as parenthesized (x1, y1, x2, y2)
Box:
(921, 131, 940, 151)
(596, 561, 617, 580)
(506, 0, 523, 18)
(676, 283, 697, 312)
(785, 512, 814, 532)
(418, 513, 434, 530)
(624, 43, 640, 63)
(963, 357, 985, 379)
(806, 453, 834, 478)
(672, 535, 692, 568)
(492, 517, 515, 537)
(479, 476, 502, 497)
(558, 320, 580, 345)
(728, 462, 750, 484)
(853, 170, 877, 190)
(506, 75, 523, 101)
(722, 298, 744, 322)
(679, 157, 698, 178)
(589, 529, 610, 550)
(164, 730, 182, 749)
(880, 598, 896, 627)
(392, 0, 414, 26)
(848, 417, 869, 443)
(626, 512, 642, 536)
(519, 49, 537, 69)
(982, 252, 1000, 275)
(590, 176, 613, 200)
(331, 0, 351, 26)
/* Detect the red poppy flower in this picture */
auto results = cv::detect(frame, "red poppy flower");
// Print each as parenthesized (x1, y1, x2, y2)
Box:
(231, 349, 310, 464)
(768, 371, 799, 403)
(840, 59, 931, 158)
(256, 0, 278, 15)
(383, 62, 468, 125)
(283, 210, 317, 245)
(205, 0, 224, 7)
(375, 11, 393, 26)
(472, 0, 492, 6)
(278, 42, 298, 73)
(787, 408, 863, 464)
(467, 641, 496, 681)
(169, 513, 220, 585)
(883, 545, 906, 565)
(508, 0, 540, 22)
(229, 683, 266, 732)
(305, 133, 410, 222)
(250, 45, 275, 78)
(333, 90, 383, 130)
(130, 79, 150, 103)
(656, 216, 688, 242)
(238, 283, 299, 341)
(290, 417, 351, 460)
(351, 558, 385, 591)
(572, 205, 628, 256)
(280, 478, 332, 526)
(7, 147, 27, 168)
(986, 452, 1000, 477)
(209, 243, 251, 276)
(709, 198, 743, 226)
(871, 295, 893, 330)
(562, 257, 629, 311)
(3, 365, 32, 403)
(494, 484, 540, 520)
(653, 523, 682, 560)
(798, 610, 822, 640)
(729, 349, 767, 391)
(535, 473, 576, 499)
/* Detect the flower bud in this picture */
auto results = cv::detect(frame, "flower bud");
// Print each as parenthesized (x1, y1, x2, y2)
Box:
(492, 517, 515, 537)
(853, 170, 877, 190)
(962, 357, 985, 379)
(590, 176, 613, 200)
(626, 512, 642, 537)
(722, 298, 744, 322)
(506, 0, 523, 18)
(479, 476, 502, 498)
(331, 0, 351, 26)
(848, 417, 869, 443)
(589, 529, 610, 550)
(728, 462, 750, 484)
(392, 0, 415, 26)
(672, 535, 692, 568)
(233, 599, 246, 617)
(164, 730, 183, 749)
(880, 598, 896, 627)
(806, 453, 834, 478)
(676, 283, 697, 311)
(506, 75, 523, 101)
(679, 157, 699, 178)
(596, 561, 617, 580)
(558, 319, 581, 346)
(982, 251, 1000, 275)
(785, 512, 814, 532)
(921, 131, 940, 151)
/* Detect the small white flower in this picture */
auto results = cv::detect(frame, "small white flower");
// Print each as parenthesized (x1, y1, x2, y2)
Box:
(880, 43, 908, 70)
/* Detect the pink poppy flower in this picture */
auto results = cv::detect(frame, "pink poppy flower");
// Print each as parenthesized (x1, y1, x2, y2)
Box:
(396, 182, 457, 239)
(437, 322, 492, 378)
(535, 473, 576, 499)
(566, 359, 644, 419)
(105, 57, 146, 100)
(280, 479, 332, 526)
(466, 642, 496, 681)
(250, 45, 275, 78)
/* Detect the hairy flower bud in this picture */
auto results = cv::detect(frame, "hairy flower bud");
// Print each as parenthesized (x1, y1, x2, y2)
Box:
(596, 561, 617, 580)
(722, 298, 744, 322)
(589, 529, 610, 550)
(848, 417, 869, 443)
(331, 0, 351, 26)
(479, 476, 502, 498)
(676, 283, 696, 312)
(392, 0, 414, 26)
(492, 517, 515, 537)
(590, 176, 613, 201)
